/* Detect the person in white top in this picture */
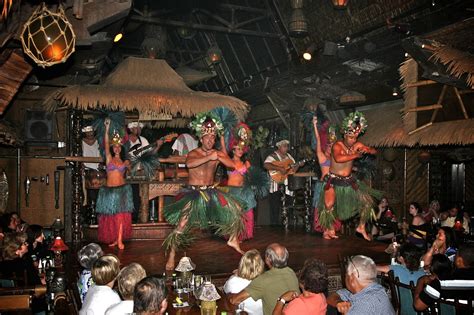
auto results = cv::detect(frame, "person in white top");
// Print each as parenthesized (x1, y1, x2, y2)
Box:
(263, 140, 300, 226)
(80, 254, 121, 315)
(106, 263, 147, 315)
(82, 126, 101, 170)
(224, 249, 264, 315)
(172, 133, 199, 167)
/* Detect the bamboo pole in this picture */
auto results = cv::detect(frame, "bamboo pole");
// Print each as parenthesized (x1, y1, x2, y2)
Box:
(406, 80, 437, 88)
(430, 85, 448, 123)
(453, 87, 469, 119)
(408, 122, 433, 135)
(406, 104, 442, 112)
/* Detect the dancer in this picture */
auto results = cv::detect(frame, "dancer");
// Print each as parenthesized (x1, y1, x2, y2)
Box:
(163, 113, 245, 270)
(226, 123, 256, 240)
(312, 117, 341, 239)
(95, 118, 133, 250)
(317, 112, 379, 241)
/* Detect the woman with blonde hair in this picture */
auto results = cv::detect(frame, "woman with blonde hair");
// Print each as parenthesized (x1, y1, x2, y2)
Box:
(224, 249, 264, 315)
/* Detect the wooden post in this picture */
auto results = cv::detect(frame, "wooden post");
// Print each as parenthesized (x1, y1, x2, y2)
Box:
(454, 87, 469, 119)
(139, 183, 149, 223)
(70, 110, 83, 243)
(158, 171, 165, 222)
(430, 85, 448, 123)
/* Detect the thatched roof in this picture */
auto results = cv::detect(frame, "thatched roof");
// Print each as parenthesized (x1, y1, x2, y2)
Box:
(359, 102, 474, 147)
(0, 120, 21, 146)
(57, 57, 249, 125)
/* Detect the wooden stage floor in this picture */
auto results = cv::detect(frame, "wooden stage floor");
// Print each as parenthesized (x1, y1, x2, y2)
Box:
(100, 226, 390, 277)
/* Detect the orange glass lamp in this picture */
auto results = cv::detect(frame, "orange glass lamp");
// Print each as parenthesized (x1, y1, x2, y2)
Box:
(50, 237, 69, 267)
(332, 0, 349, 9)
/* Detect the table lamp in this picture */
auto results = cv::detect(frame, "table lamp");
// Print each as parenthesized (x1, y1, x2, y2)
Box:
(50, 236, 69, 267)
(175, 256, 195, 284)
(197, 282, 221, 315)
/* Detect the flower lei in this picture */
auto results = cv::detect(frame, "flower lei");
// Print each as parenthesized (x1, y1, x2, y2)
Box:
(341, 111, 368, 135)
(189, 111, 224, 138)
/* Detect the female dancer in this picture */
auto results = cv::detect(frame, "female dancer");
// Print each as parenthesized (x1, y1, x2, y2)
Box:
(312, 117, 340, 239)
(95, 118, 133, 250)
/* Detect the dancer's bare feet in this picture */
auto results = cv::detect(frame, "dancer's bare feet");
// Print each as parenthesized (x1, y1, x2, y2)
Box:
(323, 231, 332, 240)
(227, 238, 245, 255)
(356, 224, 372, 241)
(166, 250, 176, 271)
(118, 242, 125, 250)
(108, 241, 117, 247)
(329, 229, 339, 239)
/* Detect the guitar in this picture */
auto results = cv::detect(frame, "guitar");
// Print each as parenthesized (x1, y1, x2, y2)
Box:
(129, 133, 178, 158)
(268, 158, 311, 183)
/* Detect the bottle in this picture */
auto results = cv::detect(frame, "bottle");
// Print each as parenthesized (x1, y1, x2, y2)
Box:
(172, 273, 177, 288)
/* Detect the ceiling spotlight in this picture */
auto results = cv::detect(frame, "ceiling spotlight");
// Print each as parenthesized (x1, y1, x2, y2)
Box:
(404, 52, 409, 57)
(113, 33, 123, 43)
(392, 88, 399, 97)
(303, 44, 316, 61)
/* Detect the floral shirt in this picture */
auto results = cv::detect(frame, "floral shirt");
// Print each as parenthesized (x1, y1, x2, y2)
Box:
(77, 269, 94, 302)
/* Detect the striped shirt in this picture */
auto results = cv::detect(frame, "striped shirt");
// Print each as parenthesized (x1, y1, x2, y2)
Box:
(337, 283, 395, 315)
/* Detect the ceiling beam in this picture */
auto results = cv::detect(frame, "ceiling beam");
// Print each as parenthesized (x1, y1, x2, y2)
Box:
(130, 15, 282, 39)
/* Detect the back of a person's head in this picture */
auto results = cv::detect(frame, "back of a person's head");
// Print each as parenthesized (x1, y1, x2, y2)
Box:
(133, 276, 167, 314)
(430, 254, 452, 280)
(265, 243, 289, 269)
(300, 258, 328, 294)
(457, 246, 474, 267)
(347, 255, 377, 285)
(91, 254, 120, 285)
(1, 236, 22, 260)
(26, 224, 43, 244)
(117, 263, 147, 300)
(78, 243, 104, 270)
(238, 249, 264, 280)
(400, 243, 424, 271)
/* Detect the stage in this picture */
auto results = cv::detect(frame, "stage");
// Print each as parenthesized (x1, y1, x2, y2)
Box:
(97, 226, 390, 290)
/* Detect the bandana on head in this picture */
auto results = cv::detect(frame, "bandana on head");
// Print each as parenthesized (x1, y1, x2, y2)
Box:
(341, 111, 367, 136)
(229, 122, 252, 152)
(190, 112, 224, 138)
(127, 121, 144, 129)
(82, 126, 94, 133)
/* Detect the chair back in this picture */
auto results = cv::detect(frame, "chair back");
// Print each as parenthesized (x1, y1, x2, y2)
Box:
(385, 270, 422, 315)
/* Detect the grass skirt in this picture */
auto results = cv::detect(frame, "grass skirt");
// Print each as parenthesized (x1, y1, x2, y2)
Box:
(227, 186, 255, 240)
(96, 185, 133, 244)
(317, 174, 381, 229)
(163, 186, 245, 251)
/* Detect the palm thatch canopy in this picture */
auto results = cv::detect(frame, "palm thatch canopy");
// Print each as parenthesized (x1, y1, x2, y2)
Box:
(359, 103, 474, 147)
(0, 120, 21, 146)
(57, 57, 249, 126)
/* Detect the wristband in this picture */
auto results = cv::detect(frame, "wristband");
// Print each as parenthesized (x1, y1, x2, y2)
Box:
(277, 297, 286, 305)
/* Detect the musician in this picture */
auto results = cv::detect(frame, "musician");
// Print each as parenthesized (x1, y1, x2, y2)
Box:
(316, 112, 380, 241)
(264, 139, 300, 226)
(172, 133, 198, 168)
(82, 125, 102, 205)
(163, 113, 245, 270)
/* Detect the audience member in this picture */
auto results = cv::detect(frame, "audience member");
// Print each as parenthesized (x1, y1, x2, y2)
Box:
(106, 263, 147, 314)
(77, 243, 104, 303)
(414, 254, 453, 311)
(422, 200, 440, 223)
(273, 258, 328, 315)
(377, 243, 425, 284)
(224, 249, 264, 315)
(440, 204, 470, 234)
(422, 226, 457, 266)
(407, 202, 427, 247)
(371, 197, 397, 240)
(1, 212, 21, 233)
(453, 245, 474, 280)
(26, 224, 47, 260)
(80, 254, 121, 315)
(133, 276, 168, 315)
(327, 255, 395, 315)
(230, 243, 299, 315)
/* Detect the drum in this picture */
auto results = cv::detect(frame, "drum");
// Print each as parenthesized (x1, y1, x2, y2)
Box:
(84, 169, 106, 189)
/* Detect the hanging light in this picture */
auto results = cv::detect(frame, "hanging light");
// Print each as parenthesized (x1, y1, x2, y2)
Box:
(21, 3, 76, 68)
(141, 25, 167, 59)
(207, 46, 222, 64)
(392, 87, 399, 97)
(113, 33, 123, 43)
(303, 44, 316, 61)
(288, 0, 308, 38)
(332, 0, 349, 9)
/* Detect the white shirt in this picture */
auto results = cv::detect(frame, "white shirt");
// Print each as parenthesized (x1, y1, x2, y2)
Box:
(105, 300, 134, 315)
(82, 140, 101, 170)
(224, 275, 263, 315)
(80, 285, 121, 315)
(264, 151, 295, 195)
(129, 136, 149, 150)
(172, 134, 198, 167)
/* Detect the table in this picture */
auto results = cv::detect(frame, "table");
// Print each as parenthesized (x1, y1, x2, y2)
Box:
(166, 287, 238, 315)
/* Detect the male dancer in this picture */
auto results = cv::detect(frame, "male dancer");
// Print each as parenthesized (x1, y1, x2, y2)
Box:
(163, 113, 244, 270)
(317, 111, 379, 241)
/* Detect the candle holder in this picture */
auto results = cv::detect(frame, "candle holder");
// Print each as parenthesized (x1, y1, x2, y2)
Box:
(50, 236, 69, 267)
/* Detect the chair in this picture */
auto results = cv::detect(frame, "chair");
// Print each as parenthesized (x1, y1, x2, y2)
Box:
(337, 254, 350, 289)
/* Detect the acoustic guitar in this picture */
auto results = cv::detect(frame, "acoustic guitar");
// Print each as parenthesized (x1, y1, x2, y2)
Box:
(129, 133, 178, 158)
(268, 158, 311, 183)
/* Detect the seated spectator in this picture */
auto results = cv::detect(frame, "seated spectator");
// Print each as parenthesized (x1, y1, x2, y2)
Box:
(273, 258, 328, 315)
(0, 232, 43, 286)
(106, 263, 147, 314)
(327, 255, 395, 315)
(440, 204, 470, 234)
(371, 198, 397, 240)
(80, 254, 121, 315)
(377, 243, 425, 284)
(407, 202, 428, 247)
(414, 254, 453, 311)
(26, 224, 48, 260)
(422, 200, 441, 224)
(453, 245, 474, 280)
(133, 276, 168, 315)
(230, 243, 299, 315)
(77, 243, 104, 303)
(1, 212, 21, 233)
(422, 226, 457, 266)
(224, 249, 264, 315)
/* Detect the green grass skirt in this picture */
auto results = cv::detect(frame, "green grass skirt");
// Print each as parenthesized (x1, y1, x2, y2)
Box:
(163, 187, 245, 251)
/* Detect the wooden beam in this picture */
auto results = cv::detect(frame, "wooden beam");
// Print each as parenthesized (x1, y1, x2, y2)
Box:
(430, 84, 448, 123)
(408, 122, 433, 135)
(459, 89, 474, 95)
(406, 104, 443, 112)
(453, 87, 469, 119)
(405, 80, 437, 88)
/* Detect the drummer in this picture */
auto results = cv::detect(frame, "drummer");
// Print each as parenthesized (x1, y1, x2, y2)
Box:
(82, 125, 103, 205)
